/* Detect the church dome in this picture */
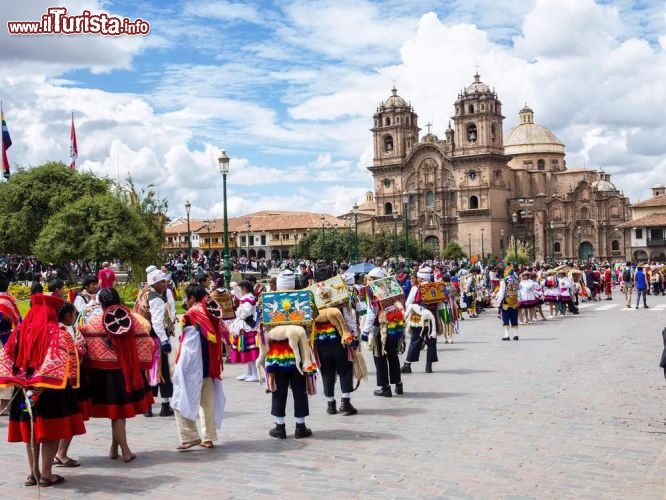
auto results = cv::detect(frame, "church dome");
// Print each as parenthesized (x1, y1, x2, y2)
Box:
(504, 105, 565, 155)
(591, 180, 616, 192)
(421, 133, 438, 143)
(384, 86, 408, 108)
(465, 73, 490, 94)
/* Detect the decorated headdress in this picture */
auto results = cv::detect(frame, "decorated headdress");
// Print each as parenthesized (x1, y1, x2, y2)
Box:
(277, 269, 295, 291)
(417, 266, 433, 282)
(367, 267, 386, 280)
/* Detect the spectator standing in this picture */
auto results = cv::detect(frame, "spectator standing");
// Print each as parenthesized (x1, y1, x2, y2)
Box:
(97, 262, 116, 290)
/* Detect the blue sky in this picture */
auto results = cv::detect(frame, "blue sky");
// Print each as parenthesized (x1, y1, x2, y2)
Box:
(1, 0, 665, 219)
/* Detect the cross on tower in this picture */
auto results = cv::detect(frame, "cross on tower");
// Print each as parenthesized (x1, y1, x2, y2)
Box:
(426, 122, 432, 134)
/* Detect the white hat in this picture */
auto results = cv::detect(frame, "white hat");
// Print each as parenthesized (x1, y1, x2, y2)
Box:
(147, 269, 167, 286)
(417, 266, 432, 282)
(342, 270, 355, 286)
(276, 270, 296, 291)
(367, 268, 386, 280)
(145, 265, 158, 274)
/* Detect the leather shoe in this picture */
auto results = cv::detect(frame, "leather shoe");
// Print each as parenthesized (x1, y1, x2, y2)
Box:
(373, 386, 392, 397)
(143, 407, 153, 417)
(425, 363, 432, 373)
(294, 423, 312, 439)
(326, 401, 337, 415)
(513, 336, 519, 341)
(395, 382, 403, 395)
(159, 403, 174, 417)
(400, 363, 412, 374)
(339, 398, 357, 416)
(269, 423, 286, 439)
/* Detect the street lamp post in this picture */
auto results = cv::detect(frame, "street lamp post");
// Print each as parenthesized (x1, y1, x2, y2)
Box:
(550, 220, 555, 263)
(480, 228, 485, 264)
(500, 229, 505, 260)
(185, 200, 192, 280)
(353, 203, 359, 263)
(320, 215, 326, 263)
(218, 150, 231, 288)
(467, 232, 472, 259)
(402, 194, 409, 261)
(392, 213, 398, 260)
(512, 212, 518, 263)
(245, 220, 251, 268)
(279, 233, 284, 262)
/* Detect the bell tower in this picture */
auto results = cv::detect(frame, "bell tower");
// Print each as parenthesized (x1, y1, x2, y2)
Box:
(371, 87, 420, 168)
(451, 73, 504, 157)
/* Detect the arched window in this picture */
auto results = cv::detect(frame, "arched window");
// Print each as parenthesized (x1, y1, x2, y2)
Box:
(383, 135, 394, 152)
(537, 159, 545, 170)
(468, 104, 474, 114)
(384, 202, 393, 215)
(466, 124, 477, 143)
(385, 117, 391, 126)
(469, 195, 479, 209)
(426, 191, 434, 208)
(611, 240, 620, 251)
(554, 242, 561, 253)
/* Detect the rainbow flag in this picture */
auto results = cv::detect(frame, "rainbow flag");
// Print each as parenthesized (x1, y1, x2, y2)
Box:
(1, 109, 11, 179)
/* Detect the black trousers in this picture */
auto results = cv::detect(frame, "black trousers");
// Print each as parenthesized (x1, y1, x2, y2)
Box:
(151, 351, 173, 399)
(271, 367, 309, 418)
(317, 341, 354, 397)
(374, 335, 402, 387)
(405, 327, 438, 364)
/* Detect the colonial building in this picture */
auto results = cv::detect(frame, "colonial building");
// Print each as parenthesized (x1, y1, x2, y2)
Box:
(163, 211, 343, 260)
(617, 184, 666, 263)
(366, 74, 630, 262)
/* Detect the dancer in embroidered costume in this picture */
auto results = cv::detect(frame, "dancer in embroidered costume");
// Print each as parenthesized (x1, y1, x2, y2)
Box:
(0, 270, 21, 414)
(78, 287, 155, 462)
(313, 269, 359, 416)
(172, 284, 227, 450)
(0, 293, 85, 487)
(401, 266, 441, 374)
(495, 266, 520, 341)
(360, 268, 405, 397)
(135, 267, 176, 417)
(260, 270, 315, 439)
(228, 280, 260, 382)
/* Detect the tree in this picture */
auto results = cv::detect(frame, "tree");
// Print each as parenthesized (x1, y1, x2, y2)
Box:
(34, 194, 161, 271)
(504, 237, 532, 265)
(442, 240, 467, 259)
(0, 162, 111, 254)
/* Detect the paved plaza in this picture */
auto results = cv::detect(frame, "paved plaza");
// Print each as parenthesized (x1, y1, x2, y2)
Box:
(1, 292, 665, 499)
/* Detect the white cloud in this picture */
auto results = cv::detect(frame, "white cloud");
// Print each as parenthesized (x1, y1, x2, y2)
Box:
(2, 0, 666, 225)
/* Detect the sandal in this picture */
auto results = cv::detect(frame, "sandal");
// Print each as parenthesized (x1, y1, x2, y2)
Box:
(39, 474, 65, 487)
(24, 475, 38, 487)
(176, 439, 201, 451)
(54, 457, 81, 467)
(199, 441, 214, 449)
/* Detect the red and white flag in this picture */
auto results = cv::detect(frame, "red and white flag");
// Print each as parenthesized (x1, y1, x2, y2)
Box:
(69, 112, 78, 170)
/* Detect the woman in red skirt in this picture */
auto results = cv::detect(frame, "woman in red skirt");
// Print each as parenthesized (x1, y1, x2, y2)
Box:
(0, 293, 86, 487)
(78, 287, 156, 462)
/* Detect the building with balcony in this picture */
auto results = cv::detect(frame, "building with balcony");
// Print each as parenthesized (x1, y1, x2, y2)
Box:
(163, 211, 344, 260)
(616, 185, 666, 263)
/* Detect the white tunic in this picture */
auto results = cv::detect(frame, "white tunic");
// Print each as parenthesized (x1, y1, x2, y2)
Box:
(172, 325, 225, 425)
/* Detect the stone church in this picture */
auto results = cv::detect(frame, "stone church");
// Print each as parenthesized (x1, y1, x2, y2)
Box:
(365, 73, 630, 262)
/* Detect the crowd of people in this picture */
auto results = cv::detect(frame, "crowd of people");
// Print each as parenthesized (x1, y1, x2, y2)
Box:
(0, 251, 663, 488)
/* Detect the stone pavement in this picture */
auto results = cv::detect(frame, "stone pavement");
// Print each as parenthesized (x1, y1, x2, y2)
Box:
(1, 290, 665, 499)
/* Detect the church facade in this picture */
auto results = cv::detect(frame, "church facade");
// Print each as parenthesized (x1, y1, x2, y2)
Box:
(366, 74, 630, 262)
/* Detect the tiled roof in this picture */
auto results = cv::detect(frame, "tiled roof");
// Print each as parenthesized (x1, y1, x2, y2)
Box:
(616, 213, 666, 228)
(165, 211, 344, 235)
(630, 194, 666, 208)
